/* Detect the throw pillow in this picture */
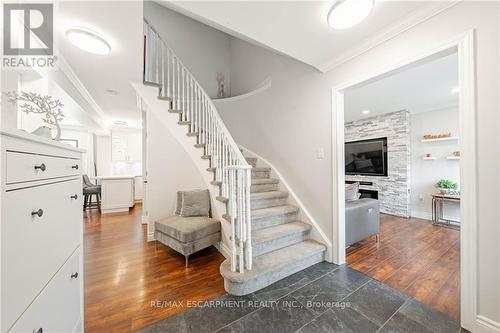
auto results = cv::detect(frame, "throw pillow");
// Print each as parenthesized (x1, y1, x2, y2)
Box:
(345, 183, 359, 201)
(180, 189, 210, 217)
(175, 191, 182, 215)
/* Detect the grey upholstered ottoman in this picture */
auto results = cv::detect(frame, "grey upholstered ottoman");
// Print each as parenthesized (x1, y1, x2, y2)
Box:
(345, 198, 380, 247)
(155, 215, 221, 267)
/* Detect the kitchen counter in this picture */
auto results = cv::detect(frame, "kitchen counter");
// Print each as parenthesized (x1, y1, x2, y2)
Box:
(98, 176, 135, 214)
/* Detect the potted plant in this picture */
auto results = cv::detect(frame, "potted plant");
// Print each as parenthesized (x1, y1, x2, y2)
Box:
(435, 179, 459, 195)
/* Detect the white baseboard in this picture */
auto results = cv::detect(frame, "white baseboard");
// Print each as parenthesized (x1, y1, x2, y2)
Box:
(477, 315, 500, 333)
(410, 210, 461, 223)
(215, 241, 231, 259)
(410, 211, 432, 221)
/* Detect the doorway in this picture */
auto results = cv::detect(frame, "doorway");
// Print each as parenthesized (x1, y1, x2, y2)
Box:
(331, 31, 476, 331)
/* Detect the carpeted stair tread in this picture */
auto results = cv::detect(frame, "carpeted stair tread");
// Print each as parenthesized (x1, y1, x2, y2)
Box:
(251, 191, 288, 200)
(252, 178, 279, 185)
(251, 204, 298, 217)
(252, 167, 271, 172)
(220, 240, 325, 287)
(252, 221, 311, 244)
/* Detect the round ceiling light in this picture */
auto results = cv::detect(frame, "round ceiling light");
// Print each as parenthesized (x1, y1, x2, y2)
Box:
(327, 0, 374, 30)
(66, 27, 111, 55)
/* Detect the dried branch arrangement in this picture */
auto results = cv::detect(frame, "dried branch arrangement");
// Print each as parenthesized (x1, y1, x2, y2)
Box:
(5, 91, 65, 140)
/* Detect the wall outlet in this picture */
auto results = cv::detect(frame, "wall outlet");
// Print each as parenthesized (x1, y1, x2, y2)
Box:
(316, 148, 325, 159)
(418, 194, 424, 200)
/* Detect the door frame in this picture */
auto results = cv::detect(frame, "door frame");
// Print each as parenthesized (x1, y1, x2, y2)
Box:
(331, 30, 476, 330)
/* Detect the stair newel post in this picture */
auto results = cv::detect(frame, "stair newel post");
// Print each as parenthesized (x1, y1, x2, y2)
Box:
(229, 168, 237, 272)
(245, 166, 252, 270)
(238, 168, 245, 273)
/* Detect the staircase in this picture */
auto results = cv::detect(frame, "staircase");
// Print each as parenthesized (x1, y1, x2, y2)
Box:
(218, 156, 326, 295)
(142, 19, 326, 296)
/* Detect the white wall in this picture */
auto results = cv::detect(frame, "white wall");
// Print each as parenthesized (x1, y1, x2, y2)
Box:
(144, 1, 231, 98)
(95, 135, 112, 176)
(59, 128, 90, 174)
(220, 2, 499, 323)
(145, 108, 205, 236)
(410, 107, 460, 221)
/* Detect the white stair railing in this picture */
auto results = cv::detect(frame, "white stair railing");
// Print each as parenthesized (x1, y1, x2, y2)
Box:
(143, 19, 252, 273)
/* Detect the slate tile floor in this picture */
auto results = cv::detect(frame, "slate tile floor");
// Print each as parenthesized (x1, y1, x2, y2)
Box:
(137, 263, 462, 333)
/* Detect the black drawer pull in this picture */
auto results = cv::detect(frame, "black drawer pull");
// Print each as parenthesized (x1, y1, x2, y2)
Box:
(71, 164, 79, 170)
(31, 209, 43, 217)
(34, 163, 46, 171)
(70, 194, 78, 200)
(71, 272, 79, 279)
(36, 328, 43, 333)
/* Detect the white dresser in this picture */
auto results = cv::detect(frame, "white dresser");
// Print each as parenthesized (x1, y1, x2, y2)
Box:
(0, 129, 85, 333)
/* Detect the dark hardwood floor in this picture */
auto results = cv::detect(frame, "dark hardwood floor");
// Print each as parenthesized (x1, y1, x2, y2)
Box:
(83, 205, 459, 331)
(83, 204, 226, 333)
(347, 213, 460, 321)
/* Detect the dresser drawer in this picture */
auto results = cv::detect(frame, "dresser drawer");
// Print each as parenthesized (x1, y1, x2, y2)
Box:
(9, 248, 82, 333)
(5, 151, 81, 184)
(1, 179, 82, 332)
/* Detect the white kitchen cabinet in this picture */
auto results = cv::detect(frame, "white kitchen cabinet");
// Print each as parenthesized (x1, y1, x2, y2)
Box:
(98, 175, 135, 214)
(1, 129, 84, 333)
(111, 130, 142, 162)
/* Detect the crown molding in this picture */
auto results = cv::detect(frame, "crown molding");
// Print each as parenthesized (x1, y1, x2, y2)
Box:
(56, 54, 109, 130)
(317, 1, 461, 73)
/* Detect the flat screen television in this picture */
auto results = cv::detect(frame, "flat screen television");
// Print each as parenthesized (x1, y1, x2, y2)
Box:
(345, 137, 388, 176)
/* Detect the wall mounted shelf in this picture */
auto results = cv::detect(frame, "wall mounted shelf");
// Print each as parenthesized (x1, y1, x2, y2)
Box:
(446, 156, 460, 160)
(423, 157, 436, 160)
(421, 136, 459, 143)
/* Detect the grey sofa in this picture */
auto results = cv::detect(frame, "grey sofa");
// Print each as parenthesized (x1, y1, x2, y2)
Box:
(345, 198, 380, 247)
(155, 215, 221, 267)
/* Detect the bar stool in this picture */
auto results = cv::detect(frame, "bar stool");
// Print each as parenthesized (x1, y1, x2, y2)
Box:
(83, 175, 101, 210)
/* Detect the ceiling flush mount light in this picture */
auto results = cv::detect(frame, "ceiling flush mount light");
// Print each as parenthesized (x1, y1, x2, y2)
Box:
(362, 109, 370, 115)
(327, 0, 374, 30)
(451, 87, 460, 94)
(66, 27, 111, 55)
(113, 120, 127, 126)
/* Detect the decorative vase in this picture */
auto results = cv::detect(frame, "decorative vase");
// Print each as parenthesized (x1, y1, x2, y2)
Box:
(31, 126, 53, 139)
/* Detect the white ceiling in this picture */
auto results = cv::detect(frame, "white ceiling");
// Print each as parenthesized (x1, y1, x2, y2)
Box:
(49, 81, 100, 128)
(56, 1, 143, 129)
(160, 1, 455, 72)
(344, 52, 458, 122)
